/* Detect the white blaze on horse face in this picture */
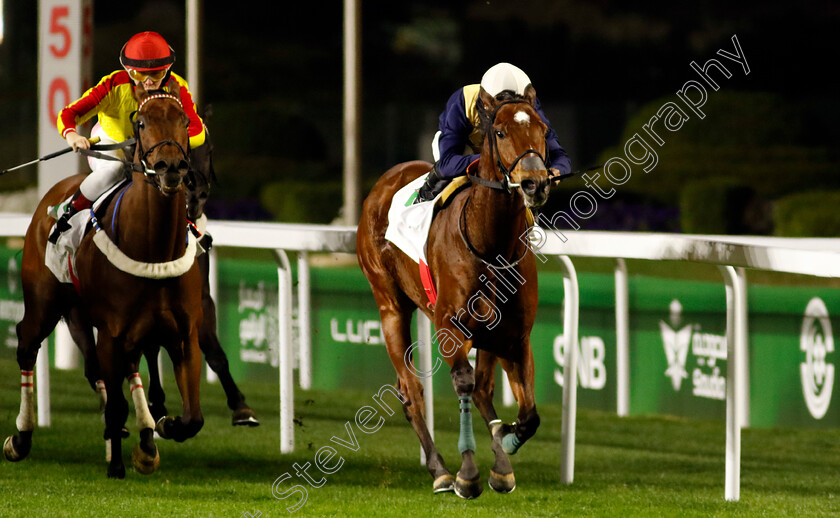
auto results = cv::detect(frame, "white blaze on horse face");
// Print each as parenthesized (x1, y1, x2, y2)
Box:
(514, 111, 531, 126)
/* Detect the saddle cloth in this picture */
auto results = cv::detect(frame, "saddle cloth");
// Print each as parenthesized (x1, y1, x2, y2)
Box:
(384, 173, 470, 265)
(384, 173, 470, 308)
(45, 181, 128, 284)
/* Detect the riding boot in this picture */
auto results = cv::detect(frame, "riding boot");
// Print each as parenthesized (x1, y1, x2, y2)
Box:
(48, 190, 92, 244)
(414, 163, 451, 204)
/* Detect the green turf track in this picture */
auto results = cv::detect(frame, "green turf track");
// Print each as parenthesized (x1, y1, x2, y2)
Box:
(1, 356, 839, 517)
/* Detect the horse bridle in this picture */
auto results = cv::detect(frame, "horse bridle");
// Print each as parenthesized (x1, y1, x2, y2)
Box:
(458, 99, 546, 270)
(132, 93, 191, 187)
(468, 99, 549, 194)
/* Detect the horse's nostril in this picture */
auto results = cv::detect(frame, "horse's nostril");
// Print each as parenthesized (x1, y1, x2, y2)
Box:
(521, 179, 537, 194)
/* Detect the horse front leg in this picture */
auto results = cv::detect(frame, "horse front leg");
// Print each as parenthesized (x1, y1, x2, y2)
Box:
(143, 345, 168, 423)
(126, 371, 160, 475)
(157, 331, 204, 442)
(98, 334, 129, 478)
(473, 349, 516, 493)
(449, 346, 483, 500)
(497, 339, 540, 455)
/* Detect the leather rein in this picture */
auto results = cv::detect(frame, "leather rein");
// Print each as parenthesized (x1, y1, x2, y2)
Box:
(457, 99, 544, 271)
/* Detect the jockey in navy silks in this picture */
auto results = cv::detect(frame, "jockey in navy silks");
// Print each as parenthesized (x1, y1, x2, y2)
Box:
(415, 62, 571, 204)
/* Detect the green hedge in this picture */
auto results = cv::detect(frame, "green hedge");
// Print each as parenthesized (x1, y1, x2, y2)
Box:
(774, 190, 840, 237)
(679, 177, 757, 234)
(260, 181, 342, 223)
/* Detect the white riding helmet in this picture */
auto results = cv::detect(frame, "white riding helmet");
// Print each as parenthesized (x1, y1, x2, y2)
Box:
(480, 63, 532, 97)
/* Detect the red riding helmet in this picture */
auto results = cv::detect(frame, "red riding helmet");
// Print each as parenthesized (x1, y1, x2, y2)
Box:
(120, 31, 175, 82)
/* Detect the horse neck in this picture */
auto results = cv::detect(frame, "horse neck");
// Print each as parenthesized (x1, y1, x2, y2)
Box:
(115, 173, 188, 263)
(463, 153, 528, 260)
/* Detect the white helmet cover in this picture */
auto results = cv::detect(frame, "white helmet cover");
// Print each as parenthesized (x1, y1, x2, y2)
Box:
(480, 63, 532, 97)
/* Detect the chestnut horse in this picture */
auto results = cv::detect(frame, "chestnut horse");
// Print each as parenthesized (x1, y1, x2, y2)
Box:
(358, 86, 551, 498)
(4, 84, 204, 478)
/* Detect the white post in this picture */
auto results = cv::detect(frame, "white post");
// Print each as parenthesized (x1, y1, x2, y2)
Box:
(719, 265, 745, 502)
(502, 372, 515, 407)
(206, 247, 219, 383)
(36, 342, 50, 427)
(37, 0, 93, 198)
(615, 258, 630, 416)
(275, 249, 295, 453)
(558, 255, 579, 484)
(342, 0, 361, 225)
(53, 320, 78, 370)
(736, 268, 750, 429)
(416, 311, 434, 465)
(297, 252, 312, 390)
(185, 0, 202, 105)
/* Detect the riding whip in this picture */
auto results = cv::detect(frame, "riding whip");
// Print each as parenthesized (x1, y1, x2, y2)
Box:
(0, 136, 103, 176)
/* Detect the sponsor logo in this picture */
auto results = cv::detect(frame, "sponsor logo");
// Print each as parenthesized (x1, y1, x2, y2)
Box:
(553, 334, 607, 390)
(800, 297, 834, 419)
(660, 299, 726, 400)
(330, 318, 383, 345)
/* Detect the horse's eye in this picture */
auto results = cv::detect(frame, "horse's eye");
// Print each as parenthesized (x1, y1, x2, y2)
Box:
(495, 130, 505, 139)
(137, 121, 145, 129)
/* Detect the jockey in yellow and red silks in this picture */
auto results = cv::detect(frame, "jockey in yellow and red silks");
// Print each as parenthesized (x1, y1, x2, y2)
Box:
(50, 31, 206, 244)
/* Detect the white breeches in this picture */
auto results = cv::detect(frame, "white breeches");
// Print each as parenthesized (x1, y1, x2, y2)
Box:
(79, 123, 127, 201)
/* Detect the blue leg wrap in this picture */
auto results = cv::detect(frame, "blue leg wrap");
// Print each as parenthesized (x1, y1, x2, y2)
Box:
(458, 396, 476, 453)
(502, 430, 522, 454)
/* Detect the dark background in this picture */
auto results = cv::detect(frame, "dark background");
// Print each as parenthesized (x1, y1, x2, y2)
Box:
(1, 1, 838, 233)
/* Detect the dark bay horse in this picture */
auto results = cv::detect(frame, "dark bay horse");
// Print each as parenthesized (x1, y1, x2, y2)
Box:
(357, 86, 551, 498)
(4, 84, 205, 478)
(64, 127, 259, 428)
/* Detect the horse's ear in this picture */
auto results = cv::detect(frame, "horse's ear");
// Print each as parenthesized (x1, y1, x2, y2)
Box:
(134, 81, 148, 102)
(164, 77, 182, 102)
(479, 87, 499, 113)
(523, 84, 537, 106)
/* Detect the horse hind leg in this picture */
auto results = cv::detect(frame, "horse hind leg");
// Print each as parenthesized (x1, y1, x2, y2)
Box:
(198, 253, 258, 426)
(381, 309, 454, 493)
(4, 304, 63, 462)
(473, 349, 516, 493)
(128, 373, 160, 475)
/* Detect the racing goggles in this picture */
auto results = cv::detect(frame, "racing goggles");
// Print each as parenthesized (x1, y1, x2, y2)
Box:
(126, 67, 169, 83)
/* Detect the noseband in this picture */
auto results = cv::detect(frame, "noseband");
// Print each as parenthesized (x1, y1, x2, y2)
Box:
(469, 99, 548, 193)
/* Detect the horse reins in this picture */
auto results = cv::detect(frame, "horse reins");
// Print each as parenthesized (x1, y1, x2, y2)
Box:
(456, 99, 546, 271)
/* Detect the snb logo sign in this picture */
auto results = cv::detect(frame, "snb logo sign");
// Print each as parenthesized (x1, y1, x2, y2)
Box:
(801, 298, 834, 420)
(553, 334, 607, 390)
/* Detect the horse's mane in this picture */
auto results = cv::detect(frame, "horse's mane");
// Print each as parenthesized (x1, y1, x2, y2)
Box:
(475, 90, 530, 137)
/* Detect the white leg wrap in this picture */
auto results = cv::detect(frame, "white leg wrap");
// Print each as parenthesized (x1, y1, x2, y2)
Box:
(16, 371, 35, 432)
(129, 373, 155, 430)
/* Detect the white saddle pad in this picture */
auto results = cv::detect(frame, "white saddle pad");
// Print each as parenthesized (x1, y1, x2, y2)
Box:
(384, 173, 442, 265)
(44, 182, 127, 284)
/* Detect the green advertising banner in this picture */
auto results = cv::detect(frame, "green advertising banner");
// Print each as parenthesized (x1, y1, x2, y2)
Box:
(1, 245, 838, 430)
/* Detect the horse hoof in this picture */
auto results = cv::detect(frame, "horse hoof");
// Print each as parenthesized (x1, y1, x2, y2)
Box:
(155, 416, 175, 440)
(489, 470, 516, 493)
(232, 408, 260, 427)
(454, 473, 483, 500)
(131, 443, 160, 475)
(3, 436, 23, 462)
(3, 433, 31, 462)
(107, 463, 126, 479)
(432, 474, 455, 493)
